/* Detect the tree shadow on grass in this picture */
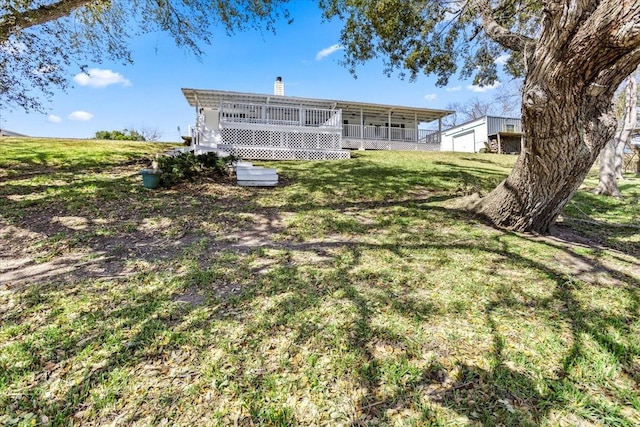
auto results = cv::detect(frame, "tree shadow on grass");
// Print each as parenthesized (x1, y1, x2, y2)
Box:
(0, 271, 207, 425)
(177, 223, 639, 425)
(334, 233, 639, 425)
(2, 151, 640, 425)
(3, 202, 639, 425)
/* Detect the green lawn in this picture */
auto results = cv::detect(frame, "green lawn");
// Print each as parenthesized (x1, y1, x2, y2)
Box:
(1, 138, 639, 426)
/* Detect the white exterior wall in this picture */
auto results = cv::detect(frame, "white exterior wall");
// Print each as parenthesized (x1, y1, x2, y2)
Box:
(205, 109, 220, 130)
(441, 117, 488, 153)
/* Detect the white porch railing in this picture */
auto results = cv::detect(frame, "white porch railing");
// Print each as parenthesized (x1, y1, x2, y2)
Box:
(342, 124, 440, 143)
(219, 102, 342, 129)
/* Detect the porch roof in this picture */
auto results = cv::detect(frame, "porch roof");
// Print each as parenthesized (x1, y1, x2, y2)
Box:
(181, 88, 453, 124)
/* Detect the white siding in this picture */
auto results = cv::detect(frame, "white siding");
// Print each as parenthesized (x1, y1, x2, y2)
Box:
(205, 109, 219, 130)
(453, 131, 475, 152)
(441, 117, 488, 152)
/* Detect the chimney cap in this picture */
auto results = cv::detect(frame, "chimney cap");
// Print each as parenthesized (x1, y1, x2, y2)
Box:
(276, 76, 282, 81)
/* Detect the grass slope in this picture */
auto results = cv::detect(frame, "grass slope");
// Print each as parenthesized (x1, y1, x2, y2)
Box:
(1, 138, 639, 426)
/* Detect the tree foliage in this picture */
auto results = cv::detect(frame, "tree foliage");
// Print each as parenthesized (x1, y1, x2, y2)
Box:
(319, 0, 540, 86)
(94, 129, 145, 141)
(0, 0, 290, 111)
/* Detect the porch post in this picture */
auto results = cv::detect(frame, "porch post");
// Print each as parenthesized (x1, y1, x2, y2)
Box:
(415, 112, 418, 142)
(194, 92, 201, 145)
(438, 118, 442, 144)
(360, 108, 364, 149)
(388, 110, 391, 141)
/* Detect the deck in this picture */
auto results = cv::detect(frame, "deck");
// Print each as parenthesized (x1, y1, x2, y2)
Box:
(196, 102, 444, 160)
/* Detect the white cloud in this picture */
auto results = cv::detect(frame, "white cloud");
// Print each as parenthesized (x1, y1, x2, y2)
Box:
(445, 86, 462, 92)
(48, 114, 62, 123)
(467, 81, 502, 93)
(73, 68, 131, 88)
(495, 54, 510, 65)
(316, 44, 344, 60)
(68, 111, 94, 121)
(424, 93, 437, 101)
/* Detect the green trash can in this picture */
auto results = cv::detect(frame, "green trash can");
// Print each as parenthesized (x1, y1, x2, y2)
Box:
(139, 168, 163, 189)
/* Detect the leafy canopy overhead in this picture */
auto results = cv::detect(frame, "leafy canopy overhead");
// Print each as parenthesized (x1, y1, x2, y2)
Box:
(0, 0, 291, 111)
(2, 0, 638, 116)
(319, 0, 541, 85)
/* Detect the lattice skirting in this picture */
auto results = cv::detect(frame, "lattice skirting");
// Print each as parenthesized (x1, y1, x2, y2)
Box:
(219, 145, 351, 161)
(342, 139, 441, 151)
(220, 128, 342, 150)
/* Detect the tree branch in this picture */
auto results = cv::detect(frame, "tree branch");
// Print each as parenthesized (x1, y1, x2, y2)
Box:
(567, 1, 640, 85)
(471, 0, 534, 52)
(0, 0, 91, 42)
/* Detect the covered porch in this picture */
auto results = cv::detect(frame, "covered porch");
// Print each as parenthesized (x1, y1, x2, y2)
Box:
(181, 88, 452, 160)
(338, 101, 450, 151)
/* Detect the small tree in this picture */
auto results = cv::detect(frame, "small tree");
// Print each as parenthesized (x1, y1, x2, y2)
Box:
(137, 127, 162, 142)
(444, 81, 522, 128)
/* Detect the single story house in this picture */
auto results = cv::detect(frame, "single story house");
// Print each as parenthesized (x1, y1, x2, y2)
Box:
(441, 116, 523, 154)
(181, 78, 453, 161)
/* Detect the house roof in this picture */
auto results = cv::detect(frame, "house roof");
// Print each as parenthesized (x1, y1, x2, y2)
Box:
(443, 115, 522, 133)
(181, 88, 453, 124)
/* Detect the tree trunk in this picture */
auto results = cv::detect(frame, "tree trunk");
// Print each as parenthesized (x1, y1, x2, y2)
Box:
(616, 75, 638, 178)
(594, 75, 637, 195)
(595, 139, 622, 197)
(467, 2, 640, 234)
(469, 89, 617, 233)
(614, 138, 626, 180)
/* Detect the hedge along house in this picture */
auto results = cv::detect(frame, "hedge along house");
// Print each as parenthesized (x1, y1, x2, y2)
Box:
(181, 78, 453, 161)
(441, 116, 523, 154)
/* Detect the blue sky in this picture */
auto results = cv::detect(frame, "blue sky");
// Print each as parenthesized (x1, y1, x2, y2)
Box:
(2, 3, 508, 141)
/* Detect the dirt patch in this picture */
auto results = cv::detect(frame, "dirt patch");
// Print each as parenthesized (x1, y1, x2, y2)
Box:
(173, 288, 207, 306)
(0, 173, 293, 288)
(534, 225, 640, 286)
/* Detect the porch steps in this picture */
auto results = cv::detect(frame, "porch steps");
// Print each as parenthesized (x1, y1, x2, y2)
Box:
(219, 145, 350, 161)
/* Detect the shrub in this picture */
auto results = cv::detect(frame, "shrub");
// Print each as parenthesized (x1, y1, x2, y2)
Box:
(154, 152, 236, 188)
(95, 129, 145, 141)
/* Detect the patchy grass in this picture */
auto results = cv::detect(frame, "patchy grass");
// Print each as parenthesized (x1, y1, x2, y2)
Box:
(562, 174, 640, 256)
(1, 139, 639, 426)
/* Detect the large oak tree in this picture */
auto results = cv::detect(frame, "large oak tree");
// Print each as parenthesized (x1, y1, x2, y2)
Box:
(322, 0, 640, 233)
